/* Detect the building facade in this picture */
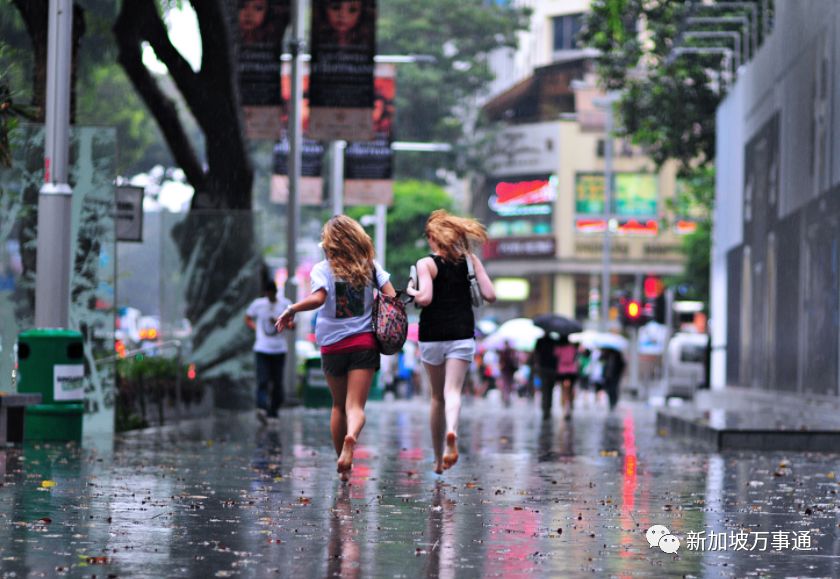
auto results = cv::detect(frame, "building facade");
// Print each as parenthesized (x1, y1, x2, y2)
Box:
(712, 0, 840, 398)
(478, 3, 690, 322)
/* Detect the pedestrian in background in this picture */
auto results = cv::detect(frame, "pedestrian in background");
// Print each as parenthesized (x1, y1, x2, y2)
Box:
(406, 210, 496, 474)
(554, 335, 579, 420)
(498, 341, 519, 406)
(534, 332, 559, 420)
(577, 347, 592, 405)
(244, 281, 290, 425)
(276, 215, 396, 481)
(601, 347, 626, 410)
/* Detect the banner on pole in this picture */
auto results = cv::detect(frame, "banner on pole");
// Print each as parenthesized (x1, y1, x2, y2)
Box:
(271, 63, 325, 205)
(308, 0, 377, 141)
(344, 63, 394, 205)
(238, 0, 290, 140)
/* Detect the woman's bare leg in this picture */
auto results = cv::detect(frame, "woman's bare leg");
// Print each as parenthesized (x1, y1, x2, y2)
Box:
(424, 362, 446, 474)
(442, 358, 470, 470)
(336, 368, 374, 479)
(326, 373, 349, 457)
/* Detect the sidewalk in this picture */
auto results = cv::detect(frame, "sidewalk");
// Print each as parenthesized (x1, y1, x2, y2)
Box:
(657, 387, 840, 450)
(0, 397, 838, 577)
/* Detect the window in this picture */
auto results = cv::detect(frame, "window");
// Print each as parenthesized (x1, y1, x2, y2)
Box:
(553, 13, 583, 53)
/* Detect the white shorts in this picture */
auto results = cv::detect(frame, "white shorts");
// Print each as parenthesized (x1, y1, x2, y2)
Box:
(419, 339, 475, 366)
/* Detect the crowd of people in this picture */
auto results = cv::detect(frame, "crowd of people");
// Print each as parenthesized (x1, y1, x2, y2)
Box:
(246, 211, 626, 481)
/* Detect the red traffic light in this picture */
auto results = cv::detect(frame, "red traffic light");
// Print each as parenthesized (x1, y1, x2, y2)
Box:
(621, 299, 645, 327)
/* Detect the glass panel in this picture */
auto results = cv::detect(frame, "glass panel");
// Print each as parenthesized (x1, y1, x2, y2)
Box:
(0, 125, 117, 435)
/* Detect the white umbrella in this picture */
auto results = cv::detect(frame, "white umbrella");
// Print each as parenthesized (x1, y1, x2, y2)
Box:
(569, 330, 628, 352)
(476, 319, 499, 337)
(481, 318, 544, 352)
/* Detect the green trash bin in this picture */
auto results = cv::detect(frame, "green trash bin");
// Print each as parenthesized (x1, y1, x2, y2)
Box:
(302, 357, 333, 408)
(17, 329, 85, 442)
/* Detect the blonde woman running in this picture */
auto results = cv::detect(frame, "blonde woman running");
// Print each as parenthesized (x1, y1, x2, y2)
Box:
(276, 215, 396, 481)
(406, 210, 496, 474)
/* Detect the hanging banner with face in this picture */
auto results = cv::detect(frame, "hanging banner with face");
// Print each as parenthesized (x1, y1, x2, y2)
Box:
(271, 63, 325, 205)
(308, 0, 376, 141)
(238, 0, 290, 140)
(343, 63, 394, 205)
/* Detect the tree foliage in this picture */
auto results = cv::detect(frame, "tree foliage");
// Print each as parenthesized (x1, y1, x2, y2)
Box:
(670, 166, 714, 302)
(346, 180, 453, 288)
(580, 0, 767, 171)
(378, 0, 530, 179)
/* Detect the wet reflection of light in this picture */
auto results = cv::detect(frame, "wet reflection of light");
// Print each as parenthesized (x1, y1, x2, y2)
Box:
(620, 412, 638, 558)
(486, 506, 539, 575)
(426, 489, 456, 579)
(328, 492, 361, 579)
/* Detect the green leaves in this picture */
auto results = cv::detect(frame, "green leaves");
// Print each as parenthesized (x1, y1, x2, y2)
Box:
(377, 0, 530, 178)
(580, 0, 726, 170)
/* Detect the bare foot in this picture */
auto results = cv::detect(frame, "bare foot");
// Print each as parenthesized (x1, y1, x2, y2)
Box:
(434, 460, 444, 475)
(442, 432, 459, 470)
(337, 435, 356, 478)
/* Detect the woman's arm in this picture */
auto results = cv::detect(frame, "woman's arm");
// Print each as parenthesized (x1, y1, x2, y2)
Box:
(405, 257, 435, 307)
(379, 281, 397, 297)
(275, 288, 327, 331)
(470, 254, 496, 303)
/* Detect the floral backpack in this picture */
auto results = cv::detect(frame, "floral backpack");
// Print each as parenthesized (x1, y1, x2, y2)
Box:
(370, 266, 409, 355)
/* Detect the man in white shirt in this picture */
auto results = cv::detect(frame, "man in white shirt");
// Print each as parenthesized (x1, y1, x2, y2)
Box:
(244, 281, 291, 424)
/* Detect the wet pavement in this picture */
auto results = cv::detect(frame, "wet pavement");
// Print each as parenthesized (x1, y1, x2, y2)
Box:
(1, 396, 839, 578)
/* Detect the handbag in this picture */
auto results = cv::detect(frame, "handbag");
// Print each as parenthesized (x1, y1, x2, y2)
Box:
(370, 265, 409, 355)
(465, 254, 484, 308)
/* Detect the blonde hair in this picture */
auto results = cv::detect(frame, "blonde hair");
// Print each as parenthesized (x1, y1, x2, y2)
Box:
(321, 215, 375, 288)
(425, 209, 488, 262)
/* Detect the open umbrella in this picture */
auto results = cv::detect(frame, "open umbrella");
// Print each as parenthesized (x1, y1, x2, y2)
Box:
(532, 313, 583, 336)
(480, 318, 544, 352)
(569, 330, 628, 352)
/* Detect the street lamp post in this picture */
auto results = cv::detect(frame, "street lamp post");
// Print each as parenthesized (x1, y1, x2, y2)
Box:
(35, 0, 74, 329)
(593, 92, 621, 332)
(283, 0, 306, 404)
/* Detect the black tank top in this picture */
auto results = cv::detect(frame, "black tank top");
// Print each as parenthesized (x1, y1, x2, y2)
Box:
(418, 254, 475, 342)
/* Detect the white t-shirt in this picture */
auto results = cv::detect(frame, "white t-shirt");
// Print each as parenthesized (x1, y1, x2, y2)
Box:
(309, 259, 390, 347)
(246, 295, 291, 354)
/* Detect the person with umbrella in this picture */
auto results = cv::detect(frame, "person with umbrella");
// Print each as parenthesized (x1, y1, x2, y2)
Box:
(601, 347, 626, 410)
(554, 335, 579, 419)
(532, 314, 582, 420)
(533, 332, 559, 420)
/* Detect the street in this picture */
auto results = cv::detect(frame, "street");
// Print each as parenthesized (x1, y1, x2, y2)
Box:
(1, 398, 838, 578)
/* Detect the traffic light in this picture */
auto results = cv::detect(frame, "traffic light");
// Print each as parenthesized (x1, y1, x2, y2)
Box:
(621, 299, 645, 327)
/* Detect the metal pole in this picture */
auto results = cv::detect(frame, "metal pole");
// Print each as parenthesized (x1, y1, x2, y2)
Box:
(374, 204, 387, 268)
(35, 0, 74, 329)
(662, 287, 675, 395)
(329, 140, 345, 215)
(284, 0, 305, 403)
(174, 340, 183, 421)
(630, 274, 641, 397)
(599, 99, 614, 332)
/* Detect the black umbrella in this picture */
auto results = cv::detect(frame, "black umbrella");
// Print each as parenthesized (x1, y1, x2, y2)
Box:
(532, 314, 582, 336)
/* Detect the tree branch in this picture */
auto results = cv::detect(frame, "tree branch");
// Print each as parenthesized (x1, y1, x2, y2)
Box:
(136, 1, 204, 111)
(114, 0, 206, 190)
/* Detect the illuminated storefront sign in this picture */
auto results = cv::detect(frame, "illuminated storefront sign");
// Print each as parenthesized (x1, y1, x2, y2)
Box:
(574, 173, 658, 217)
(486, 175, 556, 238)
(574, 218, 659, 235)
(493, 278, 531, 301)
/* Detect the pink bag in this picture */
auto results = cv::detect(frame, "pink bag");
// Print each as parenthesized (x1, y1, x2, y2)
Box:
(371, 266, 408, 355)
(555, 344, 579, 375)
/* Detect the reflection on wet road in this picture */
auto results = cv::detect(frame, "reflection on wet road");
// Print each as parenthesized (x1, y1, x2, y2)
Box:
(1, 398, 839, 577)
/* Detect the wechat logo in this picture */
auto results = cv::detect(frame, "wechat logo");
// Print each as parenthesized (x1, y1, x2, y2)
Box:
(646, 525, 681, 554)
